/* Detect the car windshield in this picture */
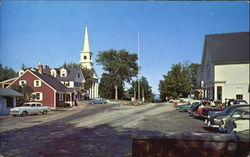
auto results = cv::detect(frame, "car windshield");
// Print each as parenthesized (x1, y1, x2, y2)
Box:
(22, 104, 30, 107)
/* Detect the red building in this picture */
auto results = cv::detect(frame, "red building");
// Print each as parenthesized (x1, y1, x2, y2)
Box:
(8, 65, 75, 108)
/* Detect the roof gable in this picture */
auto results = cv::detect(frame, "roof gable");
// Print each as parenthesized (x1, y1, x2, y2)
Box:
(203, 32, 249, 65)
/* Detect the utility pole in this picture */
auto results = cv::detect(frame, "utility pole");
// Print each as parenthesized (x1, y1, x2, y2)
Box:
(137, 32, 140, 102)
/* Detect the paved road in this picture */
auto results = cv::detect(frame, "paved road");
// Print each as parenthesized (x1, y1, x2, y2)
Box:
(0, 102, 212, 157)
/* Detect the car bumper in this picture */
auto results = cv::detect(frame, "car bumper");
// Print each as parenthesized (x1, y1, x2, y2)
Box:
(9, 111, 22, 115)
(205, 119, 220, 128)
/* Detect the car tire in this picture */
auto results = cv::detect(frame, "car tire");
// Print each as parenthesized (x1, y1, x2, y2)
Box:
(42, 110, 48, 114)
(22, 111, 28, 116)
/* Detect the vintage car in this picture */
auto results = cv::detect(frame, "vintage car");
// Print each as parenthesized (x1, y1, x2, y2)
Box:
(10, 102, 51, 116)
(88, 98, 108, 104)
(225, 99, 248, 106)
(179, 100, 201, 112)
(174, 98, 193, 107)
(205, 104, 250, 128)
(230, 120, 250, 134)
(195, 106, 224, 119)
(219, 107, 250, 133)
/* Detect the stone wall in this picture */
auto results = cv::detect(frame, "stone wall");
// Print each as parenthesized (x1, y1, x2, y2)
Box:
(132, 131, 249, 157)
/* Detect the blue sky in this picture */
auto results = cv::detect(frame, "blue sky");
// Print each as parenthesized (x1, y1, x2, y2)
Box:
(0, 1, 249, 94)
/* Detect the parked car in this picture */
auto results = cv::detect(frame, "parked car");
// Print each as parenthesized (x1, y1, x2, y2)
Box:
(188, 101, 201, 114)
(195, 106, 224, 119)
(88, 98, 108, 104)
(10, 102, 51, 116)
(179, 100, 201, 112)
(176, 98, 193, 108)
(219, 107, 250, 133)
(230, 120, 250, 134)
(174, 98, 192, 107)
(225, 99, 248, 106)
(205, 104, 250, 128)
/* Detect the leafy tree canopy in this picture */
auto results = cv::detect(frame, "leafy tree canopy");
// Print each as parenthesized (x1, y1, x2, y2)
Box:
(158, 62, 200, 101)
(97, 49, 138, 99)
(0, 64, 17, 82)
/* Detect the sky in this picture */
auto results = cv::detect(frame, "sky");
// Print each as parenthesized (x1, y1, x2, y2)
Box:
(0, 1, 249, 94)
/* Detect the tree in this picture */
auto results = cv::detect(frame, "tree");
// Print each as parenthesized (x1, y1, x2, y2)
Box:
(97, 49, 138, 100)
(99, 73, 124, 99)
(127, 76, 154, 102)
(0, 64, 17, 82)
(158, 63, 191, 101)
(11, 84, 33, 106)
(81, 67, 94, 90)
(186, 63, 201, 89)
(61, 62, 80, 68)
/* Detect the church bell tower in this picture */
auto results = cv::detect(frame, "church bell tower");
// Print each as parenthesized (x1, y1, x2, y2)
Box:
(80, 26, 93, 69)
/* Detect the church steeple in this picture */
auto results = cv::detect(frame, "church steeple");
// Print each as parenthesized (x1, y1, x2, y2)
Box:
(80, 26, 93, 69)
(83, 26, 90, 52)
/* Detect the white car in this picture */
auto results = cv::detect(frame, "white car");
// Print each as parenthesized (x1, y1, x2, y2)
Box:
(231, 119, 250, 134)
(10, 102, 51, 116)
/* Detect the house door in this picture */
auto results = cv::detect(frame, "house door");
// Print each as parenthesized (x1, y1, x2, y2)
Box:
(217, 86, 222, 101)
(6, 97, 13, 108)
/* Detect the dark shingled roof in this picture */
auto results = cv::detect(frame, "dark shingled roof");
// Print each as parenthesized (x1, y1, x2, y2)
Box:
(32, 71, 74, 92)
(0, 88, 23, 97)
(55, 68, 82, 81)
(203, 32, 249, 64)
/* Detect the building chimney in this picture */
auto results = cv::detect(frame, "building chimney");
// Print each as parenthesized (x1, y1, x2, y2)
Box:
(38, 62, 43, 74)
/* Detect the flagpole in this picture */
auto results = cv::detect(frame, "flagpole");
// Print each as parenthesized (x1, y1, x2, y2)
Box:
(138, 32, 140, 102)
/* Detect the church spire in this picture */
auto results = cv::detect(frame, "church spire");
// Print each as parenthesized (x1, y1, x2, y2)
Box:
(80, 26, 93, 69)
(83, 26, 90, 52)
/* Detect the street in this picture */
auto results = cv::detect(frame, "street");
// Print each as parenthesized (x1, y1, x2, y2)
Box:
(1, 102, 213, 157)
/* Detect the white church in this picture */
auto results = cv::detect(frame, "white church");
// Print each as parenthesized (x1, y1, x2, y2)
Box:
(80, 26, 99, 99)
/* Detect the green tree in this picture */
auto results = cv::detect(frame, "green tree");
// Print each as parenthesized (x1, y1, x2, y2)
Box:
(11, 84, 33, 106)
(158, 63, 191, 101)
(127, 76, 154, 102)
(187, 63, 201, 89)
(0, 64, 17, 82)
(81, 67, 94, 90)
(97, 49, 138, 100)
(61, 62, 80, 68)
(99, 73, 124, 99)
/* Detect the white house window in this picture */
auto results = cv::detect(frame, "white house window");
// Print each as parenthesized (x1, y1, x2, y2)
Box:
(34, 80, 41, 87)
(32, 92, 43, 101)
(60, 69, 67, 77)
(84, 56, 87, 59)
(236, 94, 243, 100)
(19, 80, 27, 86)
(51, 70, 57, 77)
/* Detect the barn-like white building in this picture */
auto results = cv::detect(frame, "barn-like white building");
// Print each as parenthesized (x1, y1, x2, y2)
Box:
(197, 32, 249, 103)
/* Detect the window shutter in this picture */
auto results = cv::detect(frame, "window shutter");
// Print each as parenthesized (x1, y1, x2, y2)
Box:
(40, 93, 43, 101)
